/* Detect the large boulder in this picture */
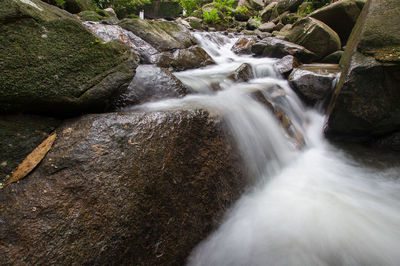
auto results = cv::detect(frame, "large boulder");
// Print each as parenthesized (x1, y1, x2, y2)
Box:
(288, 64, 340, 105)
(42, 0, 97, 13)
(251, 37, 318, 63)
(261, 2, 279, 22)
(0, 115, 60, 184)
(143, 0, 182, 19)
(114, 65, 188, 108)
(0, 0, 138, 115)
(0, 110, 246, 265)
(119, 19, 196, 52)
(156, 46, 215, 71)
(276, 0, 304, 13)
(310, 0, 363, 44)
(231, 37, 257, 55)
(238, 0, 265, 11)
(326, 0, 400, 141)
(286, 17, 341, 59)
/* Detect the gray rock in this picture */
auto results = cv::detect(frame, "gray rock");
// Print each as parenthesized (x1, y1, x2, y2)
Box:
(273, 55, 299, 75)
(310, 0, 362, 43)
(261, 2, 279, 22)
(258, 21, 276, 32)
(286, 17, 341, 59)
(0, 110, 246, 265)
(231, 37, 257, 55)
(113, 65, 188, 108)
(326, 0, 400, 141)
(119, 18, 196, 52)
(228, 63, 254, 82)
(289, 64, 340, 105)
(156, 45, 215, 71)
(251, 37, 317, 63)
(321, 50, 343, 64)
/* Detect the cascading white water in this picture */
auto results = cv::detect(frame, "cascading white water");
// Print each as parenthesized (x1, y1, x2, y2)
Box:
(130, 32, 400, 266)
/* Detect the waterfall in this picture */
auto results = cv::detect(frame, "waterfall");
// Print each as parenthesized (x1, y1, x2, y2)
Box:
(128, 32, 400, 266)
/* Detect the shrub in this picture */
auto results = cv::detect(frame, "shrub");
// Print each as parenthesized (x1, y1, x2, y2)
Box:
(203, 8, 220, 24)
(176, 0, 199, 16)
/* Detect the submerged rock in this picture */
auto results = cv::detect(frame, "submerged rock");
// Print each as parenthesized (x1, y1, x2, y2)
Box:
(286, 17, 341, 59)
(0, 110, 246, 265)
(251, 37, 317, 63)
(114, 65, 188, 108)
(288, 64, 340, 105)
(0, 0, 138, 115)
(326, 0, 400, 142)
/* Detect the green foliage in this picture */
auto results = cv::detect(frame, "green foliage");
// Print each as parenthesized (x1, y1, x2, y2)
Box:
(236, 5, 248, 14)
(176, 0, 199, 16)
(251, 15, 261, 21)
(92, 0, 110, 9)
(214, 0, 235, 9)
(54, 0, 66, 8)
(203, 8, 220, 24)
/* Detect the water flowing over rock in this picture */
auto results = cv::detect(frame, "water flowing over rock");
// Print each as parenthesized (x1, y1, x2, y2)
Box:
(114, 65, 188, 108)
(228, 63, 254, 82)
(0, 0, 138, 115)
(0, 110, 246, 265)
(310, 0, 363, 44)
(252, 37, 317, 63)
(286, 17, 341, 59)
(273, 55, 300, 76)
(326, 0, 400, 141)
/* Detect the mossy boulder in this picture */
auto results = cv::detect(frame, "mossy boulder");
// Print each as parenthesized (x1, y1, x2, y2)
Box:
(326, 0, 400, 142)
(42, 0, 97, 13)
(78, 10, 104, 21)
(0, 115, 61, 184)
(261, 2, 279, 22)
(0, 110, 246, 265)
(143, 0, 182, 19)
(238, 0, 265, 11)
(276, 0, 304, 13)
(286, 17, 341, 59)
(0, 0, 138, 115)
(119, 18, 196, 52)
(310, 0, 363, 44)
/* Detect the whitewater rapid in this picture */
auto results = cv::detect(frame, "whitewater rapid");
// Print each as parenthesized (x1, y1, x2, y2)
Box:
(131, 32, 400, 266)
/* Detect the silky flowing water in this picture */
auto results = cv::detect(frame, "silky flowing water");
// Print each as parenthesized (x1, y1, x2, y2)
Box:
(124, 32, 400, 265)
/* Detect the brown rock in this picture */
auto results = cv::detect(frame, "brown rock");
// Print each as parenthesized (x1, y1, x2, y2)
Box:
(0, 110, 246, 265)
(231, 37, 257, 55)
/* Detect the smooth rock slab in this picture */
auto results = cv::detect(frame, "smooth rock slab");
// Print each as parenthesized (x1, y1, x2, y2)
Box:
(0, 110, 246, 265)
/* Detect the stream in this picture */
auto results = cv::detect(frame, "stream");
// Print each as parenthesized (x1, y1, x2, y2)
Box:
(127, 31, 400, 265)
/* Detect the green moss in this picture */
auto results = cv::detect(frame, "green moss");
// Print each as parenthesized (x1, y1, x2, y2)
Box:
(0, 0, 133, 114)
(78, 10, 104, 21)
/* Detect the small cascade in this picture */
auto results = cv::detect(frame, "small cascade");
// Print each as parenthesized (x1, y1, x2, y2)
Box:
(126, 31, 400, 266)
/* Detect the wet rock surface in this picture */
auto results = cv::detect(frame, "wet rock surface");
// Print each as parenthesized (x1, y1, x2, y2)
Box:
(252, 37, 317, 63)
(0, 115, 61, 184)
(273, 55, 299, 76)
(288, 64, 340, 105)
(114, 65, 188, 108)
(228, 63, 254, 82)
(156, 45, 215, 71)
(0, 110, 246, 265)
(231, 37, 257, 55)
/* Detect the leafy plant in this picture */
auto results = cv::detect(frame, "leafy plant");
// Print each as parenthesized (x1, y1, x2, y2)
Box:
(176, 0, 199, 16)
(54, 0, 66, 8)
(203, 8, 220, 24)
(214, 0, 235, 9)
(92, 0, 111, 9)
(236, 5, 248, 14)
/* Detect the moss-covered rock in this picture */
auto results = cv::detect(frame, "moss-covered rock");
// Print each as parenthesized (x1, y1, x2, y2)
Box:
(326, 0, 400, 142)
(261, 2, 279, 22)
(143, 0, 182, 19)
(286, 17, 341, 59)
(310, 0, 363, 44)
(119, 18, 196, 52)
(0, 115, 61, 184)
(0, 0, 138, 115)
(42, 0, 97, 13)
(78, 10, 104, 21)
